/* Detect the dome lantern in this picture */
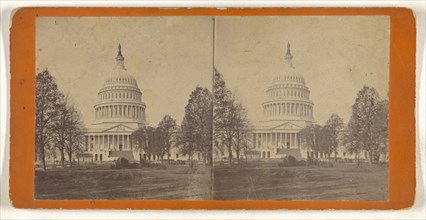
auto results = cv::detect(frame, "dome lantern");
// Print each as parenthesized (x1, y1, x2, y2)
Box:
(285, 42, 295, 69)
(115, 43, 126, 70)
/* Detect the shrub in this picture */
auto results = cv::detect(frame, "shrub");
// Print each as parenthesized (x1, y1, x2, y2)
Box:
(278, 155, 298, 167)
(111, 157, 137, 169)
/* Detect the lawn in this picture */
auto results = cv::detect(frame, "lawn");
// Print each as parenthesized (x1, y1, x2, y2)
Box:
(35, 161, 388, 201)
(213, 160, 388, 201)
(35, 164, 211, 200)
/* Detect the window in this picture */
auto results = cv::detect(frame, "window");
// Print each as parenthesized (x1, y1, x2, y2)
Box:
(94, 154, 98, 161)
(176, 154, 179, 159)
(343, 152, 346, 157)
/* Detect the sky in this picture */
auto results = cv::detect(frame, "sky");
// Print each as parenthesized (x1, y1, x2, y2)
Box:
(215, 16, 389, 125)
(36, 17, 213, 127)
(36, 16, 389, 127)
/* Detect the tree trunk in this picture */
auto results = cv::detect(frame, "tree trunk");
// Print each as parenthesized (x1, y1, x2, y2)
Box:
(236, 150, 240, 164)
(60, 149, 65, 168)
(356, 153, 360, 167)
(68, 152, 73, 167)
(334, 151, 337, 162)
(227, 139, 233, 166)
(189, 155, 193, 168)
(227, 146, 232, 166)
(41, 146, 46, 171)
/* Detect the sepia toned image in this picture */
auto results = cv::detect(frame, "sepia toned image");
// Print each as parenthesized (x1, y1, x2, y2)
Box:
(35, 17, 214, 200)
(34, 15, 389, 201)
(212, 16, 390, 200)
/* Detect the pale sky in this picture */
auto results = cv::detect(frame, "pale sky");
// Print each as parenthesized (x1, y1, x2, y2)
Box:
(36, 17, 213, 126)
(36, 16, 389, 127)
(215, 16, 389, 125)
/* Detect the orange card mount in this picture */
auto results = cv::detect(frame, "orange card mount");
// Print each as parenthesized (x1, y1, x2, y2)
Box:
(10, 7, 416, 209)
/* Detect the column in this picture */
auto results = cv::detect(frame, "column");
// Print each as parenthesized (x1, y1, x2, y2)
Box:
(297, 104, 299, 115)
(274, 104, 277, 116)
(127, 135, 130, 150)
(286, 103, 289, 115)
(273, 132, 276, 146)
(296, 133, 300, 147)
(138, 107, 140, 119)
(285, 133, 288, 148)
(107, 135, 110, 150)
(113, 135, 115, 150)
(269, 133, 272, 148)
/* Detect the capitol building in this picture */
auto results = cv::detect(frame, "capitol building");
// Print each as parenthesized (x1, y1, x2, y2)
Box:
(250, 43, 315, 160)
(83, 44, 148, 162)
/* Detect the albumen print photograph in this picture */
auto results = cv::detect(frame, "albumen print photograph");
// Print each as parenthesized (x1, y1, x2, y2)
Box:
(35, 16, 389, 201)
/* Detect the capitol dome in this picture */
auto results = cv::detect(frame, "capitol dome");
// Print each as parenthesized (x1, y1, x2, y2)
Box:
(262, 43, 314, 123)
(93, 44, 146, 126)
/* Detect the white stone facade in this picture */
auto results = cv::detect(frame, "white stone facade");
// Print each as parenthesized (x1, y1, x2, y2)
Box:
(251, 43, 315, 160)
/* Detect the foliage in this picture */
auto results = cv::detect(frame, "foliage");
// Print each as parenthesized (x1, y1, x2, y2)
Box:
(36, 70, 64, 171)
(373, 99, 389, 162)
(300, 124, 322, 153)
(53, 96, 86, 167)
(213, 68, 251, 166)
(132, 126, 162, 159)
(232, 103, 251, 164)
(325, 114, 344, 160)
(278, 155, 298, 167)
(178, 86, 213, 167)
(345, 86, 388, 165)
(111, 157, 139, 169)
(157, 115, 177, 163)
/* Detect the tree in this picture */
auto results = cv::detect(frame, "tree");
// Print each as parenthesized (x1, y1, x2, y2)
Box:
(344, 123, 362, 166)
(52, 100, 68, 167)
(232, 103, 250, 164)
(325, 113, 344, 161)
(132, 126, 159, 160)
(178, 86, 213, 167)
(318, 125, 334, 157)
(35, 70, 64, 171)
(157, 115, 177, 163)
(64, 105, 86, 167)
(346, 86, 382, 163)
(300, 124, 322, 157)
(373, 99, 389, 162)
(213, 68, 237, 166)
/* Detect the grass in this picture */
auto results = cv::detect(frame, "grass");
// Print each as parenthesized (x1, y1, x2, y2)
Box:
(213, 160, 388, 201)
(35, 160, 388, 201)
(35, 164, 211, 200)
